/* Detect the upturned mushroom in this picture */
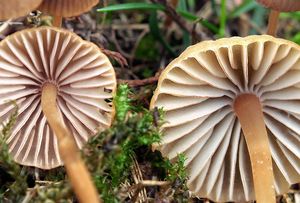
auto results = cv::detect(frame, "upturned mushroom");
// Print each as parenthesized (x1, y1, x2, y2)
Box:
(151, 35, 300, 202)
(38, 0, 99, 26)
(256, 0, 300, 36)
(0, 26, 116, 202)
(0, 0, 42, 20)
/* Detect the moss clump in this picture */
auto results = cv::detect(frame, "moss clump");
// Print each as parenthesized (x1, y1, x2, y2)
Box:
(0, 102, 28, 202)
(83, 84, 164, 202)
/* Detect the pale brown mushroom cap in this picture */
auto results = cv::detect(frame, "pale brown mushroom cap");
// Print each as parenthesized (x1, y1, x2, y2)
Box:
(0, 0, 42, 20)
(256, 0, 300, 11)
(38, 0, 99, 17)
(0, 26, 116, 169)
(151, 35, 300, 202)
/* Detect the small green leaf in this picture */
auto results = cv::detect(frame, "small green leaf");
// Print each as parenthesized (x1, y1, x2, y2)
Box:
(97, 3, 165, 12)
(218, 0, 227, 37)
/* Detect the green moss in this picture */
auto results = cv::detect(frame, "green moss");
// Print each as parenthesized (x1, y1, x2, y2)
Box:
(0, 102, 28, 202)
(83, 84, 188, 202)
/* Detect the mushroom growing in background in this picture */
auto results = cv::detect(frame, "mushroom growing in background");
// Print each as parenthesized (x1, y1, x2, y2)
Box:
(256, 0, 300, 36)
(0, 26, 116, 202)
(151, 35, 300, 202)
(38, 0, 99, 26)
(0, 0, 42, 20)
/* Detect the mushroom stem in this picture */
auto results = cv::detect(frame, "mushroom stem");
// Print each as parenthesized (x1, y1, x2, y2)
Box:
(41, 83, 100, 203)
(53, 15, 62, 27)
(234, 94, 275, 203)
(267, 10, 280, 36)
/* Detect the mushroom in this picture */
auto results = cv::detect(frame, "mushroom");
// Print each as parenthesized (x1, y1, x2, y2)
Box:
(38, 0, 99, 26)
(150, 35, 300, 202)
(0, 0, 42, 20)
(0, 26, 116, 202)
(256, 0, 300, 36)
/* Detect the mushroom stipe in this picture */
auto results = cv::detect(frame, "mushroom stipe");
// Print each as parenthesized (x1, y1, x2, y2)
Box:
(41, 83, 100, 203)
(151, 35, 300, 202)
(234, 94, 275, 203)
(256, 0, 300, 36)
(267, 10, 280, 36)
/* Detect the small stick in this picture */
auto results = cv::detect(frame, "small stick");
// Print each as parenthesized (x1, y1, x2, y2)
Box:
(0, 19, 11, 36)
(41, 83, 100, 203)
(118, 76, 159, 87)
(150, 0, 201, 41)
(139, 180, 171, 186)
(267, 10, 280, 36)
(52, 15, 62, 27)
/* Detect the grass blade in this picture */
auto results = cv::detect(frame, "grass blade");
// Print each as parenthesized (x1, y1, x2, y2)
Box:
(149, 11, 176, 56)
(218, 0, 227, 37)
(97, 3, 164, 12)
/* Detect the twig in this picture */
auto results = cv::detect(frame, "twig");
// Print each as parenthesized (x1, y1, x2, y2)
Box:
(99, 46, 128, 68)
(164, 0, 179, 27)
(150, 0, 201, 41)
(22, 186, 38, 203)
(118, 75, 159, 87)
(35, 180, 56, 185)
(129, 180, 171, 202)
(0, 19, 11, 39)
(98, 24, 149, 31)
(128, 28, 149, 66)
(109, 29, 132, 59)
(130, 156, 147, 203)
(139, 180, 171, 186)
(151, 0, 189, 33)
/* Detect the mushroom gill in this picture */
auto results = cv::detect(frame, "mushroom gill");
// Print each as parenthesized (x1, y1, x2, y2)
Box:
(0, 26, 116, 170)
(150, 35, 300, 202)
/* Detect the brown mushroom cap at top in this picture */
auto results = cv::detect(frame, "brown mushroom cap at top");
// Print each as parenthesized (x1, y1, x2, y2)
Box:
(0, 0, 42, 20)
(0, 26, 116, 169)
(256, 0, 300, 11)
(150, 35, 300, 202)
(38, 0, 99, 17)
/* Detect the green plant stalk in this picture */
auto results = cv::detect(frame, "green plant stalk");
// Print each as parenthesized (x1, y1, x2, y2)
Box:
(114, 84, 132, 122)
(218, 0, 227, 37)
